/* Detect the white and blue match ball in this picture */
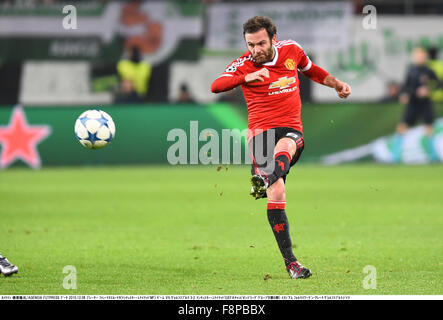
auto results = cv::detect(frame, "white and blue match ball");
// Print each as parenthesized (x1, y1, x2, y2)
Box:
(74, 109, 116, 149)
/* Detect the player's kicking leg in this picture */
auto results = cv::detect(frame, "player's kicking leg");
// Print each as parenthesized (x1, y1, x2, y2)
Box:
(0, 253, 19, 277)
(250, 135, 300, 199)
(250, 133, 311, 279)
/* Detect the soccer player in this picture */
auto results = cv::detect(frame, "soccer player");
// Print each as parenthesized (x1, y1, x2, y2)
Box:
(0, 252, 18, 277)
(393, 46, 441, 163)
(210, 16, 351, 279)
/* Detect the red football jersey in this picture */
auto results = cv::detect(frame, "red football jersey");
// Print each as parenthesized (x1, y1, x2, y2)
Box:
(211, 40, 327, 140)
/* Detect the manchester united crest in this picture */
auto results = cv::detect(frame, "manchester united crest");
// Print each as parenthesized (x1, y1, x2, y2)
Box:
(284, 58, 296, 70)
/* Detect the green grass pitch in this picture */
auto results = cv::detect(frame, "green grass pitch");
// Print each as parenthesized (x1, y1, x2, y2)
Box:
(0, 164, 442, 295)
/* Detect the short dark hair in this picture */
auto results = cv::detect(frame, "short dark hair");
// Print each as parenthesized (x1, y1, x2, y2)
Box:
(243, 16, 277, 40)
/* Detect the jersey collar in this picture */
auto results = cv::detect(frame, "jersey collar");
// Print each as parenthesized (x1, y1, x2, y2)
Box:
(262, 45, 278, 66)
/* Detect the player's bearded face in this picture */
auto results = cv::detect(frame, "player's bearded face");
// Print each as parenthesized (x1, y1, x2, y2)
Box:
(252, 43, 274, 64)
(245, 29, 275, 64)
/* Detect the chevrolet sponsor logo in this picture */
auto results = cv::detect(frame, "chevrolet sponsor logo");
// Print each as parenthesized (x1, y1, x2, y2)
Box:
(268, 76, 296, 90)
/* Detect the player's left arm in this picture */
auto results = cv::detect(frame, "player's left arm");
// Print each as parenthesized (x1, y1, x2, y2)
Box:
(301, 64, 351, 99)
(297, 48, 351, 99)
(322, 73, 352, 99)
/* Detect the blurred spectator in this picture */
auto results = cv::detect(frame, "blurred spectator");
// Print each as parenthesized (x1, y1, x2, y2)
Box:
(393, 47, 441, 163)
(115, 78, 141, 103)
(177, 83, 196, 103)
(380, 81, 401, 103)
(427, 46, 443, 103)
(116, 46, 152, 103)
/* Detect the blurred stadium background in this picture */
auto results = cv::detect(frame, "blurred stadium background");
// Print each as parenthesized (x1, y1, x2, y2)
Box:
(0, 0, 443, 166)
(0, 0, 442, 295)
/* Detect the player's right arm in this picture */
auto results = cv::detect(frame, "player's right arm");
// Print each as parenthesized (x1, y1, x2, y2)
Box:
(210, 73, 246, 93)
(210, 58, 269, 93)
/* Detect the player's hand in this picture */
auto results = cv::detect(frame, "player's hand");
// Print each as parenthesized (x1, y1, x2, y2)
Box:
(335, 81, 351, 99)
(245, 68, 269, 83)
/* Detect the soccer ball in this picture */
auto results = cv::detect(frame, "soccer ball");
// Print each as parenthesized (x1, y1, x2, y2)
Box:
(74, 109, 116, 149)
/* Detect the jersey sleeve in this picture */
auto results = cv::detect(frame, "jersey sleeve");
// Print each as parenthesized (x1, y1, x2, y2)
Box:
(298, 55, 312, 73)
(210, 58, 247, 93)
(293, 43, 329, 85)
